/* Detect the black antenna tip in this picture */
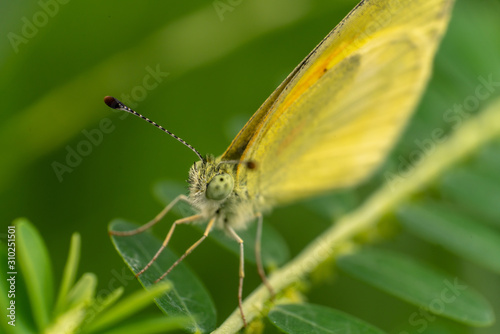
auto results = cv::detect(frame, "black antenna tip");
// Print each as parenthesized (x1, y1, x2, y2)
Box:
(104, 96, 120, 109)
(246, 161, 257, 170)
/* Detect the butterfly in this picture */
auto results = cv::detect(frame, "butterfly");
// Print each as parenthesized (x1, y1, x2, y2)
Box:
(105, 0, 454, 327)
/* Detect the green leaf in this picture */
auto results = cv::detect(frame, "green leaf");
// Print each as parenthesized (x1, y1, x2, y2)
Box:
(268, 303, 386, 334)
(101, 316, 190, 334)
(16, 218, 53, 330)
(83, 287, 124, 327)
(154, 180, 290, 267)
(45, 304, 86, 334)
(337, 249, 494, 326)
(55, 232, 81, 315)
(440, 168, 500, 226)
(398, 201, 500, 274)
(472, 140, 500, 183)
(85, 282, 170, 333)
(109, 219, 216, 333)
(392, 320, 469, 334)
(65, 273, 97, 310)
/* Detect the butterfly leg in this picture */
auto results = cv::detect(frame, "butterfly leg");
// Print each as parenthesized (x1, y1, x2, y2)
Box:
(109, 194, 191, 236)
(226, 226, 247, 327)
(255, 212, 275, 299)
(136, 213, 203, 277)
(154, 216, 216, 283)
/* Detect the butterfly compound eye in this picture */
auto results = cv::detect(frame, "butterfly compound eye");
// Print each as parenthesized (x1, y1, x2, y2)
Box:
(206, 173, 234, 200)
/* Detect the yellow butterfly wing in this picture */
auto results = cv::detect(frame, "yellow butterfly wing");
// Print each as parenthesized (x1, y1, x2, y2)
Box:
(232, 0, 454, 207)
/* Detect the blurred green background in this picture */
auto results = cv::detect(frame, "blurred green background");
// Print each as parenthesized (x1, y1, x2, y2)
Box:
(2, 0, 500, 332)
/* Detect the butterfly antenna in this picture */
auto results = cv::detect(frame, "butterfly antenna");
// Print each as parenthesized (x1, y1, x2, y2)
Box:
(104, 96, 205, 162)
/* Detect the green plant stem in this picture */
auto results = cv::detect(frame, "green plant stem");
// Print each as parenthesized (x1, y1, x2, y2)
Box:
(214, 99, 500, 333)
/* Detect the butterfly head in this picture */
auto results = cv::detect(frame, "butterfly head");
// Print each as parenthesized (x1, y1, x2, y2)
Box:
(189, 156, 235, 203)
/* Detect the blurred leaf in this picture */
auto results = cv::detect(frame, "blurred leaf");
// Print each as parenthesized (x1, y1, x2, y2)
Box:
(398, 201, 500, 274)
(109, 219, 216, 333)
(45, 304, 86, 334)
(440, 167, 500, 226)
(337, 249, 494, 326)
(55, 232, 81, 315)
(2, 218, 186, 334)
(65, 273, 97, 311)
(303, 191, 360, 220)
(392, 319, 468, 334)
(268, 303, 386, 334)
(101, 316, 190, 334)
(82, 286, 124, 328)
(472, 140, 500, 183)
(85, 282, 170, 333)
(155, 180, 290, 267)
(16, 218, 53, 330)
